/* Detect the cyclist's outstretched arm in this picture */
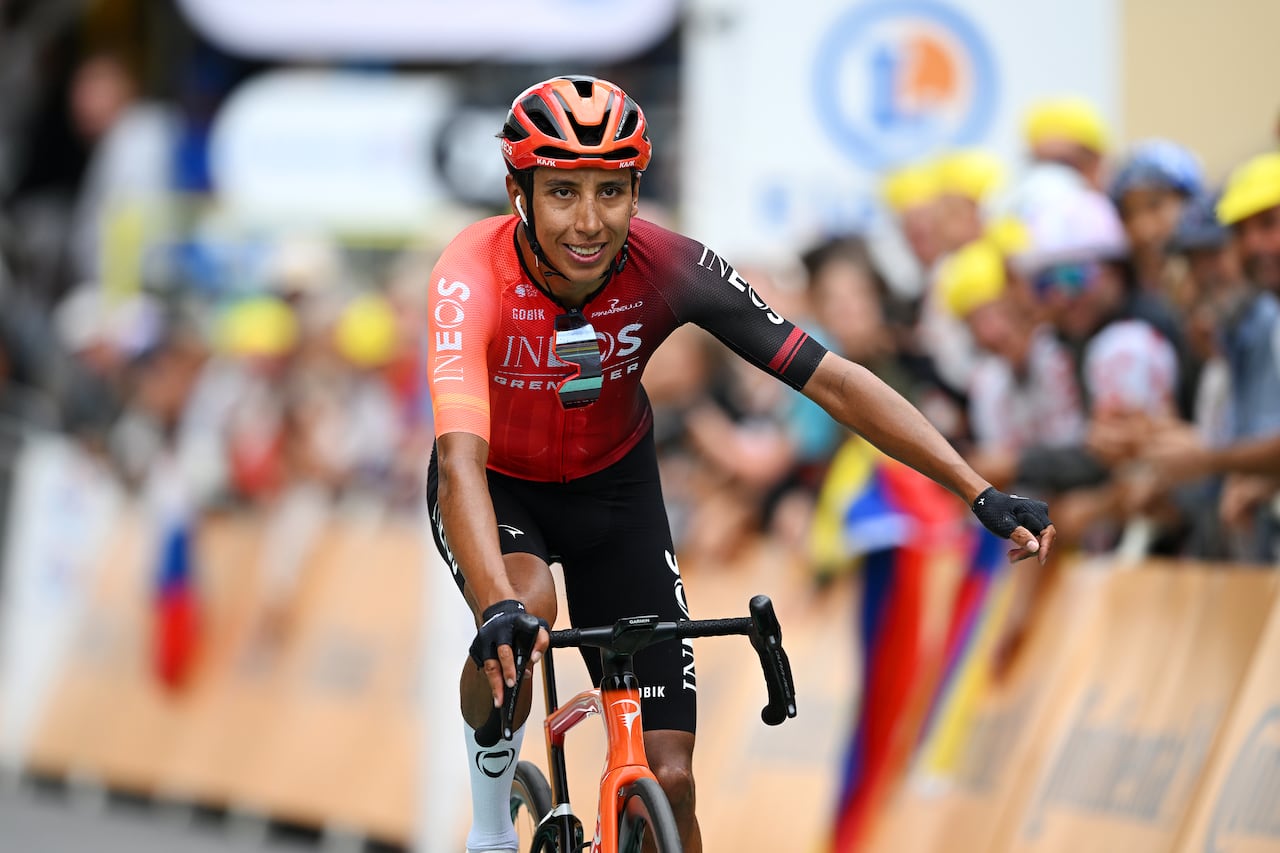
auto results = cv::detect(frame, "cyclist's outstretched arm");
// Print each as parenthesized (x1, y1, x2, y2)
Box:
(802, 352, 1055, 564)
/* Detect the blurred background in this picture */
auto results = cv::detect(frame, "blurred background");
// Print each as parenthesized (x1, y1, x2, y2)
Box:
(1, 0, 1280, 851)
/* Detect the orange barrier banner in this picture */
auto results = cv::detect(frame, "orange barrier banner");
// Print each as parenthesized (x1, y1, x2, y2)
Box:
(999, 565, 1278, 853)
(1174, 590, 1280, 853)
(867, 562, 1110, 853)
(26, 511, 423, 843)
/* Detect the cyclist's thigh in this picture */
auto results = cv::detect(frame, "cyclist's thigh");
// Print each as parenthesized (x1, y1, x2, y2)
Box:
(426, 443, 552, 611)
(549, 433, 697, 734)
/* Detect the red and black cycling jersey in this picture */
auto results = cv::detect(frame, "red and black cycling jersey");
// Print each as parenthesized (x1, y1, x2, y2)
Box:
(426, 216, 829, 481)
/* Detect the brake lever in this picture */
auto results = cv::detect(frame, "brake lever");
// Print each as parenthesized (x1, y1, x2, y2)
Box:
(475, 612, 543, 747)
(748, 595, 797, 725)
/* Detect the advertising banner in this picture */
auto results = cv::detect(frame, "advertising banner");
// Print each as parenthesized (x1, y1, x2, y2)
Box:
(26, 514, 424, 842)
(177, 0, 679, 61)
(208, 71, 473, 233)
(1174, 595, 1280, 853)
(682, 0, 1116, 261)
(1000, 567, 1278, 853)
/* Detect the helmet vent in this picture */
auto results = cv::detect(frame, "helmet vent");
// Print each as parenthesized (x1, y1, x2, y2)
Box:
(500, 114, 530, 142)
(570, 78, 595, 98)
(616, 101, 639, 140)
(520, 97, 565, 140)
(530, 145, 640, 163)
(567, 113, 606, 147)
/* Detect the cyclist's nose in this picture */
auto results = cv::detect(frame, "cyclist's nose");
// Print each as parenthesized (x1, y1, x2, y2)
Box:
(574, 198, 603, 236)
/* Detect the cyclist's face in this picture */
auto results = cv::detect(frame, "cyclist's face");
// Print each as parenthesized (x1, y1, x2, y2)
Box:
(520, 167, 637, 291)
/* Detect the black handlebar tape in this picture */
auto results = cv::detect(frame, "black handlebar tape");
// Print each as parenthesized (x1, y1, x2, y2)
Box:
(476, 612, 543, 748)
(749, 595, 797, 725)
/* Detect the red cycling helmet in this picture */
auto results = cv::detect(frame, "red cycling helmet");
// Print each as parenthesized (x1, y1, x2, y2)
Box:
(500, 75, 651, 173)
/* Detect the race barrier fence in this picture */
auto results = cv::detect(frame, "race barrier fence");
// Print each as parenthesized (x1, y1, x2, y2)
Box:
(1, 440, 1278, 851)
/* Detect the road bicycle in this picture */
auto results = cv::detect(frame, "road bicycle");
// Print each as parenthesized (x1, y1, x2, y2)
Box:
(477, 595, 797, 853)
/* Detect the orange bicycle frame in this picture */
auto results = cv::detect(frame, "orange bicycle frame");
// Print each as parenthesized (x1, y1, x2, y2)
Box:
(543, 673, 654, 853)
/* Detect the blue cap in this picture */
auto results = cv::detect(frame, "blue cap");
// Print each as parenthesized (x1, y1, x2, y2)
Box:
(1169, 192, 1229, 253)
(1109, 139, 1204, 202)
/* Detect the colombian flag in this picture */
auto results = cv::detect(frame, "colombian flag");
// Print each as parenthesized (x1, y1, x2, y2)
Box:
(153, 518, 201, 691)
(911, 530, 1014, 788)
(811, 438, 976, 852)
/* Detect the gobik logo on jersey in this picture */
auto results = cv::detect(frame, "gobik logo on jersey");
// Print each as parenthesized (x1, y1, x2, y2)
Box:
(812, 0, 997, 169)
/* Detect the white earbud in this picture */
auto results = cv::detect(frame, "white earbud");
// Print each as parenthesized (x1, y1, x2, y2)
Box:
(515, 195, 529, 226)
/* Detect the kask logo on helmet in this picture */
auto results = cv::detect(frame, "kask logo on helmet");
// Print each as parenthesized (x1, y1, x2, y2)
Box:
(813, 0, 997, 169)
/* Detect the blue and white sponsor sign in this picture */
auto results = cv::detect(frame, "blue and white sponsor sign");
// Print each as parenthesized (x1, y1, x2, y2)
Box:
(813, 0, 998, 170)
(683, 0, 1116, 262)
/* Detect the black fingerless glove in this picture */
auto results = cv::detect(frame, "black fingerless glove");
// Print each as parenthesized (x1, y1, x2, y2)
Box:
(971, 486, 1052, 539)
(469, 599, 546, 668)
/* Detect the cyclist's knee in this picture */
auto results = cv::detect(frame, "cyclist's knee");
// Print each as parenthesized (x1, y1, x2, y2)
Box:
(502, 552, 558, 625)
(649, 758, 695, 812)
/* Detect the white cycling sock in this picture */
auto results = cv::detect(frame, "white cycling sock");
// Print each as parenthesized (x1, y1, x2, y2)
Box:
(463, 720, 524, 853)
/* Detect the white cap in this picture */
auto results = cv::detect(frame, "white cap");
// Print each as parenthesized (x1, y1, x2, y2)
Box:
(1013, 184, 1129, 273)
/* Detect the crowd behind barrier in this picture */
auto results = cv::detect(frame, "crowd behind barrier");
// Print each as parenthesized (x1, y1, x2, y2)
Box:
(2, 5, 1280, 853)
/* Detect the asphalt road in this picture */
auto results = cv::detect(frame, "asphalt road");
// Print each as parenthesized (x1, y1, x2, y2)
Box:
(0, 774, 392, 853)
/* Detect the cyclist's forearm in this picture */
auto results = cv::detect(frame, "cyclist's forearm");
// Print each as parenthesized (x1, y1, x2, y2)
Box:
(436, 431, 516, 611)
(804, 353, 988, 504)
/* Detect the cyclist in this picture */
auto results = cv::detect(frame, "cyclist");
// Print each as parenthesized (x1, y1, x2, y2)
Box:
(424, 75, 1056, 853)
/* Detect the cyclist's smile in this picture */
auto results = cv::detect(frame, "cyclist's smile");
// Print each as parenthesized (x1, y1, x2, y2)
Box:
(526, 167, 638, 303)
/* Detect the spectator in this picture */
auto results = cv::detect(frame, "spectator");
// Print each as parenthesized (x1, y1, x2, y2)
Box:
(880, 161, 944, 275)
(913, 149, 1007, 418)
(66, 50, 176, 290)
(1108, 139, 1204, 292)
(1021, 95, 1110, 190)
(1013, 186, 1181, 549)
(1196, 151, 1280, 559)
(932, 149, 1005, 256)
(936, 238, 1086, 491)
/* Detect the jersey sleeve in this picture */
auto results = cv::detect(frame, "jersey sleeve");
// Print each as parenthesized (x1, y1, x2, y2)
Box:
(426, 234, 500, 441)
(661, 238, 829, 390)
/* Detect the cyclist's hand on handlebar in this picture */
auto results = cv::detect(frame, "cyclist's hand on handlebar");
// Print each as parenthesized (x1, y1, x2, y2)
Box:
(469, 599, 549, 707)
(970, 486, 1056, 565)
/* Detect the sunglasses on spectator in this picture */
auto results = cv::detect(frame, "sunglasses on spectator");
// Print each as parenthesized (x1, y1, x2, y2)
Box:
(1033, 261, 1100, 297)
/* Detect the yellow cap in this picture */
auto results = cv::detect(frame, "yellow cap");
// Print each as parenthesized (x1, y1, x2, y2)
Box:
(217, 296, 299, 358)
(335, 293, 399, 368)
(934, 149, 1005, 202)
(937, 240, 1007, 318)
(983, 215, 1032, 255)
(1024, 97, 1108, 154)
(881, 162, 941, 213)
(1217, 151, 1280, 225)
